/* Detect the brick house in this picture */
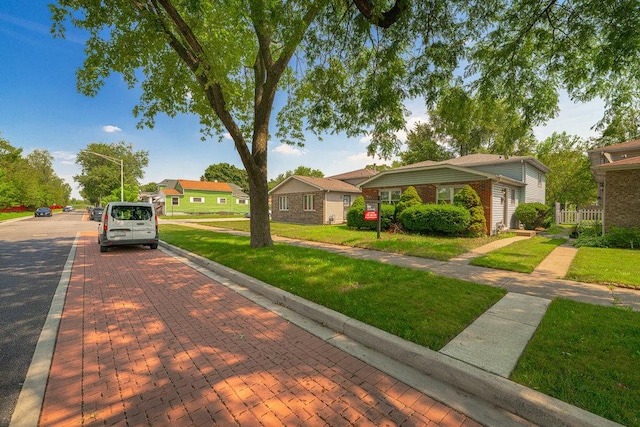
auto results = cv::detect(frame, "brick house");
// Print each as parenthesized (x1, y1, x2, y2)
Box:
(269, 169, 376, 224)
(358, 154, 550, 235)
(588, 139, 640, 232)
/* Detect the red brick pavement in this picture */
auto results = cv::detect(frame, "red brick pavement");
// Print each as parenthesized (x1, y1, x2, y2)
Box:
(39, 233, 480, 426)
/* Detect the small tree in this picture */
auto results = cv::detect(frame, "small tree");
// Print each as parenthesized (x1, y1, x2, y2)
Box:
(395, 186, 423, 218)
(515, 202, 550, 230)
(453, 185, 487, 236)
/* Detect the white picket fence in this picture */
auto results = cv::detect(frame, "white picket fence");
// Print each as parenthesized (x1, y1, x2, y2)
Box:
(555, 203, 602, 225)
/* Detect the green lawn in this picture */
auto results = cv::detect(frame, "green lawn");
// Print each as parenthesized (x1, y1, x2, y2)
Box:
(469, 236, 566, 273)
(511, 299, 640, 426)
(565, 247, 640, 288)
(0, 211, 34, 221)
(196, 221, 514, 261)
(159, 224, 505, 350)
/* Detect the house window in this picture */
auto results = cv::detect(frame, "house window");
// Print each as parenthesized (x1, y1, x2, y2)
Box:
(437, 187, 463, 204)
(171, 197, 179, 206)
(538, 173, 543, 187)
(303, 194, 314, 211)
(236, 199, 247, 205)
(279, 196, 289, 211)
(217, 197, 228, 204)
(379, 189, 401, 204)
(190, 197, 204, 203)
(510, 189, 516, 205)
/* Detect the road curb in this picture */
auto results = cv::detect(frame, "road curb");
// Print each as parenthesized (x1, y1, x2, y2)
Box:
(159, 240, 621, 427)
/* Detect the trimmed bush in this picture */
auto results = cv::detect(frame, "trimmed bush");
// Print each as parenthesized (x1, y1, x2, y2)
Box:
(395, 186, 423, 218)
(515, 202, 549, 230)
(604, 226, 640, 249)
(398, 204, 470, 235)
(453, 185, 486, 236)
(347, 200, 395, 231)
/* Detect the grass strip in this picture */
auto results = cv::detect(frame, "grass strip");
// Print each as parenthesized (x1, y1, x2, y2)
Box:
(469, 236, 566, 273)
(198, 221, 514, 261)
(511, 299, 640, 426)
(160, 224, 505, 350)
(566, 247, 640, 288)
(0, 211, 34, 221)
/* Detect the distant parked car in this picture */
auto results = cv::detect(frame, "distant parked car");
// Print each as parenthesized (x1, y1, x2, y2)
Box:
(91, 207, 104, 221)
(35, 207, 52, 217)
(63, 206, 74, 212)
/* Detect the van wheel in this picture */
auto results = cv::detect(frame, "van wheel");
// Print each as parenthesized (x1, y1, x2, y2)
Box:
(150, 243, 158, 250)
(100, 245, 108, 253)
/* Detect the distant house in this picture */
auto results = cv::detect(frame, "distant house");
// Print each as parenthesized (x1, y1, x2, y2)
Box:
(147, 179, 250, 215)
(358, 154, 550, 235)
(269, 169, 377, 225)
(588, 139, 640, 231)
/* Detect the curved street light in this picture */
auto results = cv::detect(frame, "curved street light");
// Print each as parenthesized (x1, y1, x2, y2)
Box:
(81, 150, 123, 202)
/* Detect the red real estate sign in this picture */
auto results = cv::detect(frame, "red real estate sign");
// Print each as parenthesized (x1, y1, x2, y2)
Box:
(364, 210, 378, 221)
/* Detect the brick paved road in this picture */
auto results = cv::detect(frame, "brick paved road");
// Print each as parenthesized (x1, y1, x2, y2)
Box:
(39, 233, 478, 426)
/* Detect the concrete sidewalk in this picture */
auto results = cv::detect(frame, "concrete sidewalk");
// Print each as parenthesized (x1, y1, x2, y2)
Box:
(174, 221, 640, 311)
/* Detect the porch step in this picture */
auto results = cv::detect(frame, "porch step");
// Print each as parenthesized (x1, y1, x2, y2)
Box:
(508, 229, 537, 237)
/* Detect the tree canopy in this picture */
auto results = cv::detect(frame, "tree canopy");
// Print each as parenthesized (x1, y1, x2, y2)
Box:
(399, 122, 452, 165)
(201, 163, 249, 192)
(75, 142, 149, 205)
(0, 137, 71, 208)
(268, 166, 324, 190)
(51, 0, 640, 246)
(535, 132, 597, 207)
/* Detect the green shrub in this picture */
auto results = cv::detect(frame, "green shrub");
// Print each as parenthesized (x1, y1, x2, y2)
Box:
(347, 202, 395, 231)
(454, 185, 486, 236)
(399, 204, 470, 235)
(515, 202, 549, 230)
(604, 226, 640, 249)
(395, 186, 423, 218)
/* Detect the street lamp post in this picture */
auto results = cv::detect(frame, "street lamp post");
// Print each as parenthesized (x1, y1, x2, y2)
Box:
(82, 150, 124, 202)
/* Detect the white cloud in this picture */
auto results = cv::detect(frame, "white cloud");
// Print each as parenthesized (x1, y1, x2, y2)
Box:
(223, 132, 232, 140)
(52, 150, 77, 165)
(102, 125, 122, 133)
(273, 144, 303, 156)
(359, 134, 373, 144)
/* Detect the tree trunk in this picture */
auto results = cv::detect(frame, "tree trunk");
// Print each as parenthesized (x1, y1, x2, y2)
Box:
(248, 172, 273, 248)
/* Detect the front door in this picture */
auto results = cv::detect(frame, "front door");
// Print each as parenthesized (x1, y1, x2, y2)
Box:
(343, 195, 351, 221)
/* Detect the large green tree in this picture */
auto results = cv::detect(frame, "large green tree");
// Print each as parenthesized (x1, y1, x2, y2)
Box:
(75, 142, 149, 205)
(399, 122, 452, 165)
(51, 0, 640, 246)
(268, 166, 324, 190)
(27, 149, 72, 206)
(201, 163, 250, 192)
(536, 132, 597, 207)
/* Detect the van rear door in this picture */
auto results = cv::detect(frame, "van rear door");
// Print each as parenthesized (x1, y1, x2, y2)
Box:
(130, 205, 156, 241)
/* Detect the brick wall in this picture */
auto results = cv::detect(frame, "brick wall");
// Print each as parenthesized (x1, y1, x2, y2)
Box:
(605, 169, 640, 230)
(271, 191, 325, 224)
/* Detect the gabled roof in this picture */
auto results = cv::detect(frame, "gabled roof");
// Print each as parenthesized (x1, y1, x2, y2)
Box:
(589, 139, 640, 152)
(177, 179, 233, 192)
(359, 154, 537, 188)
(596, 155, 640, 170)
(161, 188, 181, 196)
(396, 153, 550, 173)
(327, 168, 378, 180)
(228, 183, 250, 199)
(269, 175, 361, 194)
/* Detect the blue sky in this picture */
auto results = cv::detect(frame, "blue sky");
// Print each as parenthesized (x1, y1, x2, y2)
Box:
(1, 1, 605, 199)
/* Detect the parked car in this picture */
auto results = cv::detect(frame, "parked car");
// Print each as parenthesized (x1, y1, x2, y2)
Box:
(34, 207, 52, 217)
(98, 202, 159, 252)
(63, 206, 75, 212)
(90, 207, 104, 221)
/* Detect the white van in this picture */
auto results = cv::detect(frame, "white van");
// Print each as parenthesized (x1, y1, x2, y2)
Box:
(98, 202, 159, 252)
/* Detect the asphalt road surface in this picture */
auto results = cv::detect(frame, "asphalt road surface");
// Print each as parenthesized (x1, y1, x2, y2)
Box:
(0, 211, 96, 426)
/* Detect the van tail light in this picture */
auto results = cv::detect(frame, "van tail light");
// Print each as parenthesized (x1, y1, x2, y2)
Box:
(154, 215, 158, 232)
(103, 212, 108, 232)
